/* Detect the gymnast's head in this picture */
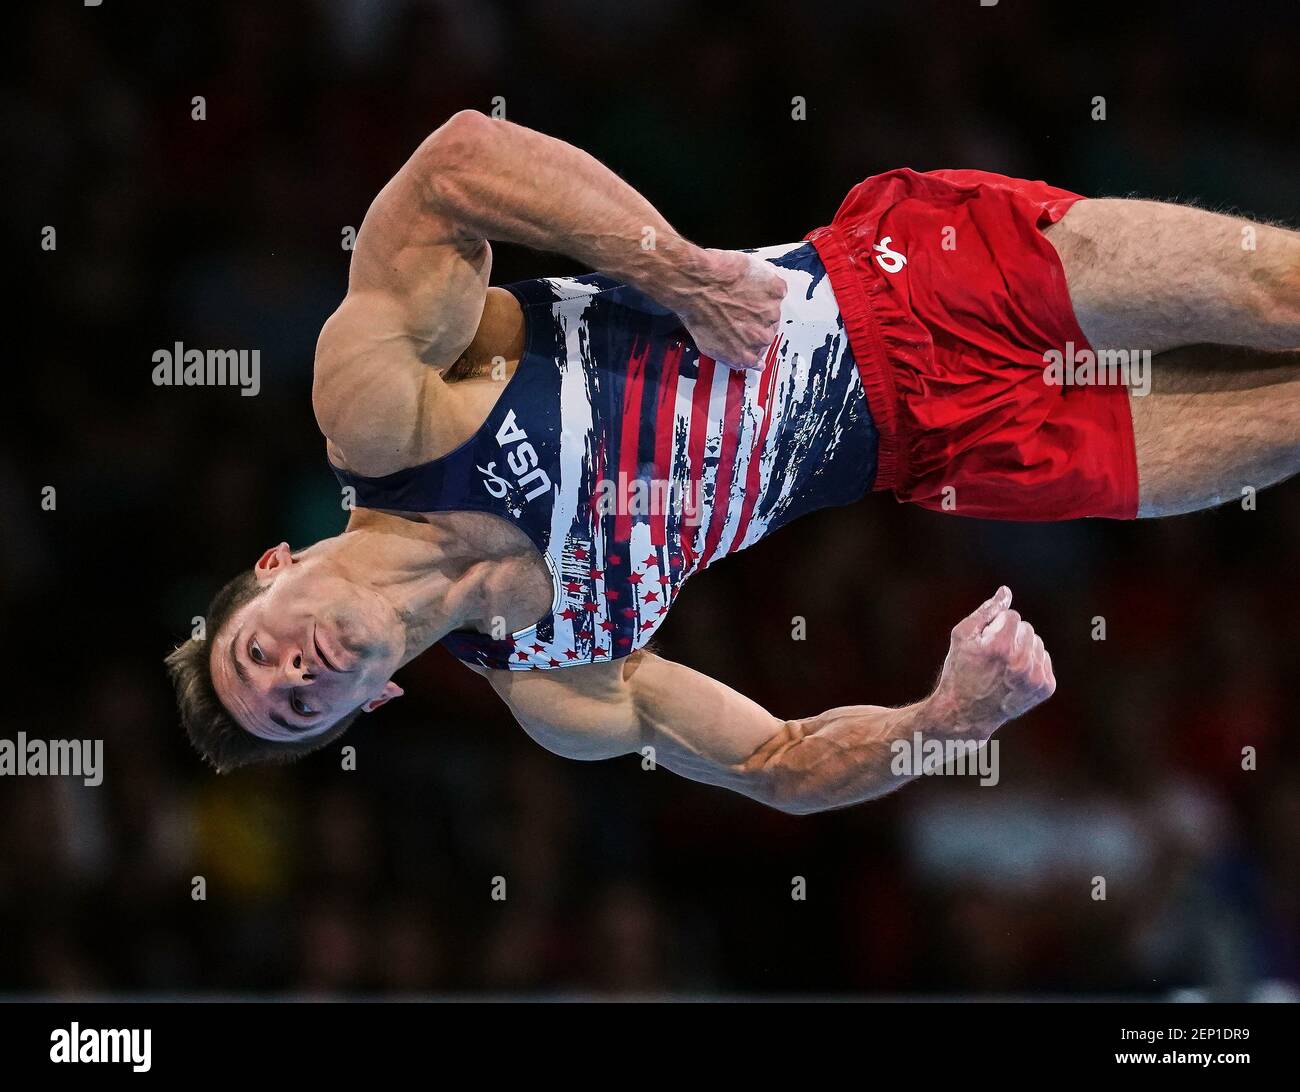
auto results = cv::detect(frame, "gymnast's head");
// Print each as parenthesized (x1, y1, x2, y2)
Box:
(165, 542, 405, 773)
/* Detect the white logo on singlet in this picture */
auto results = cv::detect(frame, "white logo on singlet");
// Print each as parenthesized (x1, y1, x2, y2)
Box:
(477, 409, 552, 503)
(476, 462, 511, 498)
(873, 236, 907, 274)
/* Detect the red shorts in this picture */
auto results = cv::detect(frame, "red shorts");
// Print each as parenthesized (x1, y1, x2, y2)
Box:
(806, 168, 1138, 520)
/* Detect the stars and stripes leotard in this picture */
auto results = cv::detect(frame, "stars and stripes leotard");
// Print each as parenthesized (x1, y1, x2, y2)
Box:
(330, 240, 878, 671)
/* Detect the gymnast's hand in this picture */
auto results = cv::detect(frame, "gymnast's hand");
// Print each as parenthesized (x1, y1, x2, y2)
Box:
(678, 249, 787, 371)
(931, 586, 1057, 737)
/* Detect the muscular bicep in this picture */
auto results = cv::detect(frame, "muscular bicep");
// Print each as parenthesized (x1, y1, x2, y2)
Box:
(313, 118, 494, 468)
(482, 657, 644, 761)
(484, 652, 789, 805)
(343, 151, 493, 355)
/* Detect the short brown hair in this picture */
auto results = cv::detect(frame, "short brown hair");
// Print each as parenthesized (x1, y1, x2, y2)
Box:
(165, 568, 360, 773)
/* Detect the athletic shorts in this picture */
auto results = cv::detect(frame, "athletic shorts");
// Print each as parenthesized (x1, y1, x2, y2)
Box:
(805, 168, 1138, 521)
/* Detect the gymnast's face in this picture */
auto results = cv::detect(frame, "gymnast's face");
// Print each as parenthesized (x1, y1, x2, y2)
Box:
(210, 543, 405, 742)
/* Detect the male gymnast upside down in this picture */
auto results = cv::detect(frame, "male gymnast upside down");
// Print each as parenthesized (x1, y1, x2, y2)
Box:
(166, 110, 1300, 813)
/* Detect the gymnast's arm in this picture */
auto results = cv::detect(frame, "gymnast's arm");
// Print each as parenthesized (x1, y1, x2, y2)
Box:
(313, 114, 497, 472)
(485, 587, 1056, 815)
(403, 109, 785, 368)
(314, 111, 783, 469)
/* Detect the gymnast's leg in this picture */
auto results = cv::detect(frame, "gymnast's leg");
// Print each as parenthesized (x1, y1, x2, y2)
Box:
(1045, 198, 1300, 353)
(1127, 345, 1300, 517)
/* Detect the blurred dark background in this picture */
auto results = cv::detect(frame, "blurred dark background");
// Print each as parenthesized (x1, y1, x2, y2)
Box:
(2, 0, 1298, 997)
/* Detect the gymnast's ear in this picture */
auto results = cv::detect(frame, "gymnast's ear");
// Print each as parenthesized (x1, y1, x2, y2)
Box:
(362, 681, 404, 713)
(253, 542, 294, 585)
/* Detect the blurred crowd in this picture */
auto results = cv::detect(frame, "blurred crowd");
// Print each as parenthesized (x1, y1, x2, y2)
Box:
(2, 0, 1297, 997)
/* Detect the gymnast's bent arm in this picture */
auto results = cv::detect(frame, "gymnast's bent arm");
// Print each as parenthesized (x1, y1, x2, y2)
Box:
(314, 111, 786, 472)
(411, 110, 785, 369)
(485, 587, 1056, 815)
